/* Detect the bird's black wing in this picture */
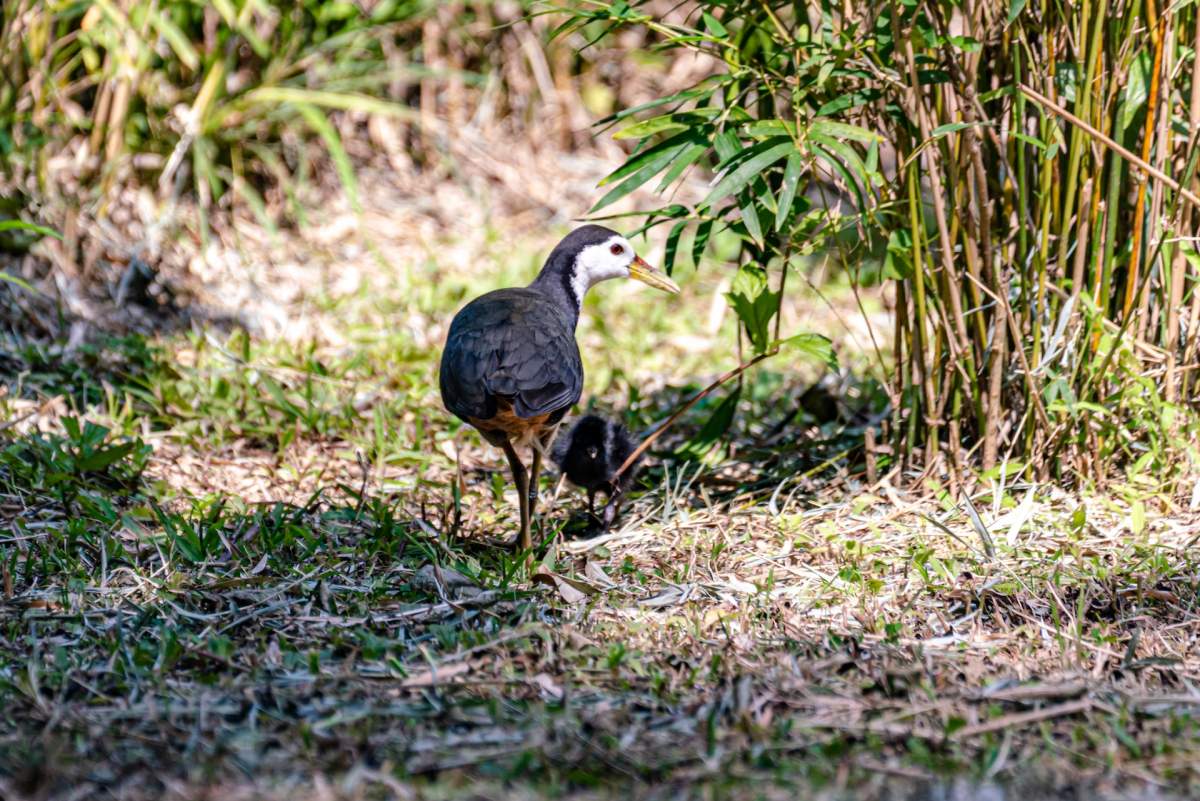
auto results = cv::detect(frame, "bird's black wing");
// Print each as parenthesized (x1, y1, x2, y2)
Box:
(440, 288, 583, 422)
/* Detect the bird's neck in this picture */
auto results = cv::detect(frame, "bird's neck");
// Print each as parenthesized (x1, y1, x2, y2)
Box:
(529, 257, 583, 326)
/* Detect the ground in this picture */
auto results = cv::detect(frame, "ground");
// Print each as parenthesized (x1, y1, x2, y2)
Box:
(3, 168, 1200, 801)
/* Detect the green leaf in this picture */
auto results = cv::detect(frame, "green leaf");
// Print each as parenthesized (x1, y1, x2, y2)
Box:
(703, 138, 794, 206)
(0, 271, 37, 294)
(948, 35, 981, 53)
(592, 140, 691, 212)
(702, 11, 727, 37)
(774, 153, 805, 232)
(596, 82, 722, 125)
(656, 143, 707, 193)
(77, 442, 136, 473)
(663, 220, 686, 276)
(745, 120, 796, 138)
(1007, 0, 1027, 24)
(809, 120, 883, 143)
(692, 219, 714, 267)
(613, 110, 716, 140)
(739, 192, 765, 247)
(727, 265, 779, 354)
(677, 387, 741, 461)
(294, 103, 360, 213)
(929, 121, 991, 138)
(0, 220, 62, 238)
(775, 333, 838, 370)
(1121, 52, 1152, 131)
(599, 130, 700, 186)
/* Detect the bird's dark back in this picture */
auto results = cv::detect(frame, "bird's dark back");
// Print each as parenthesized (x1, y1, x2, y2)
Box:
(440, 287, 583, 424)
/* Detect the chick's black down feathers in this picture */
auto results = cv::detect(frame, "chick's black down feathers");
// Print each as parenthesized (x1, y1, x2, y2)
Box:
(552, 415, 641, 527)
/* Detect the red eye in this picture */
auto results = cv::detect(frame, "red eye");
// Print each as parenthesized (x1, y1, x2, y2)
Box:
(610, 244, 623, 255)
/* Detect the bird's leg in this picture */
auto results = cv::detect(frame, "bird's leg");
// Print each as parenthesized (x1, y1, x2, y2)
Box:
(528, 444, 544, 517)
(527, 428, 559, 546)
(601, 481, 623, 530)
(500, 439, 531, 550)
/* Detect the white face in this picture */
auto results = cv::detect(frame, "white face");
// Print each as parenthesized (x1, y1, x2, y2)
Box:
(571, 235, 636, 303)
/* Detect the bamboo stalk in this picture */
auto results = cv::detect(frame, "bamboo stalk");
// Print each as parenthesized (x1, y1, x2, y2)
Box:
(1123, 3, 1166, 323)
(1018, 84, 1200, 207)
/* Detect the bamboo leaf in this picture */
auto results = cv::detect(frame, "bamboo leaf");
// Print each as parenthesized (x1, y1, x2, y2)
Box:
(703, 138, 794, 206)
(656, 143, 708, 193)
(701, 12, 727, 37)
(664, 220, 687, 276)
(592, 141, 690, 212)
(614, 111, 716, 140)
(599, 131, 701, 187)
(692, 219, 714, 267)
(774, 153, 805, 232)
(809, 120, 884, 143)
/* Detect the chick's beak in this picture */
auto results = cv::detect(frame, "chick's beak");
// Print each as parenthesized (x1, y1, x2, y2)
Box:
(628, 254, 680, 294)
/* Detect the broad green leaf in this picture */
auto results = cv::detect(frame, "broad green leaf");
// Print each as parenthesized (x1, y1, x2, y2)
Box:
(597, 82, 722, 125)
(727, 265, 779, 353)
(811, 141, 866, 211)
(712, 130, 742, 162)
(1007, 0, 1028, 24)
(774, 153, 805, 232)
(77, 442, 137, 472)
(775, 333, 837, 370)
(740, 195, 765, 247)
(704, 138, 794, 206)
(948, 35, 981, 52)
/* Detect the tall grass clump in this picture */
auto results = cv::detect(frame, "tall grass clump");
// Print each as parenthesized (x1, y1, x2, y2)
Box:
(561, 0, 1200, 487)
(0, 0, 617, 235)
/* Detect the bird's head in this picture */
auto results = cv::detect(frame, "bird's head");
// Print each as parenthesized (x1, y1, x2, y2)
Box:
(538, 225, 680, 309)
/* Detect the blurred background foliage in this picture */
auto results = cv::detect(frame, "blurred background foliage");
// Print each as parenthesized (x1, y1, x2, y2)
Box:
(2, 0, 1199, 489)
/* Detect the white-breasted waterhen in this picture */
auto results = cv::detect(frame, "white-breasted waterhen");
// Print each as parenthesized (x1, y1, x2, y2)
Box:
(552, 414, 642, 530)
(439, 225, 679, 549)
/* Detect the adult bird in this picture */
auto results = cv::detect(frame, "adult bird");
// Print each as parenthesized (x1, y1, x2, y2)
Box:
(439, 225, 678, 549)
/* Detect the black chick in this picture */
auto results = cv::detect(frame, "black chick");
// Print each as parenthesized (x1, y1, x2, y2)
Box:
(552, 414, 641, 529)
